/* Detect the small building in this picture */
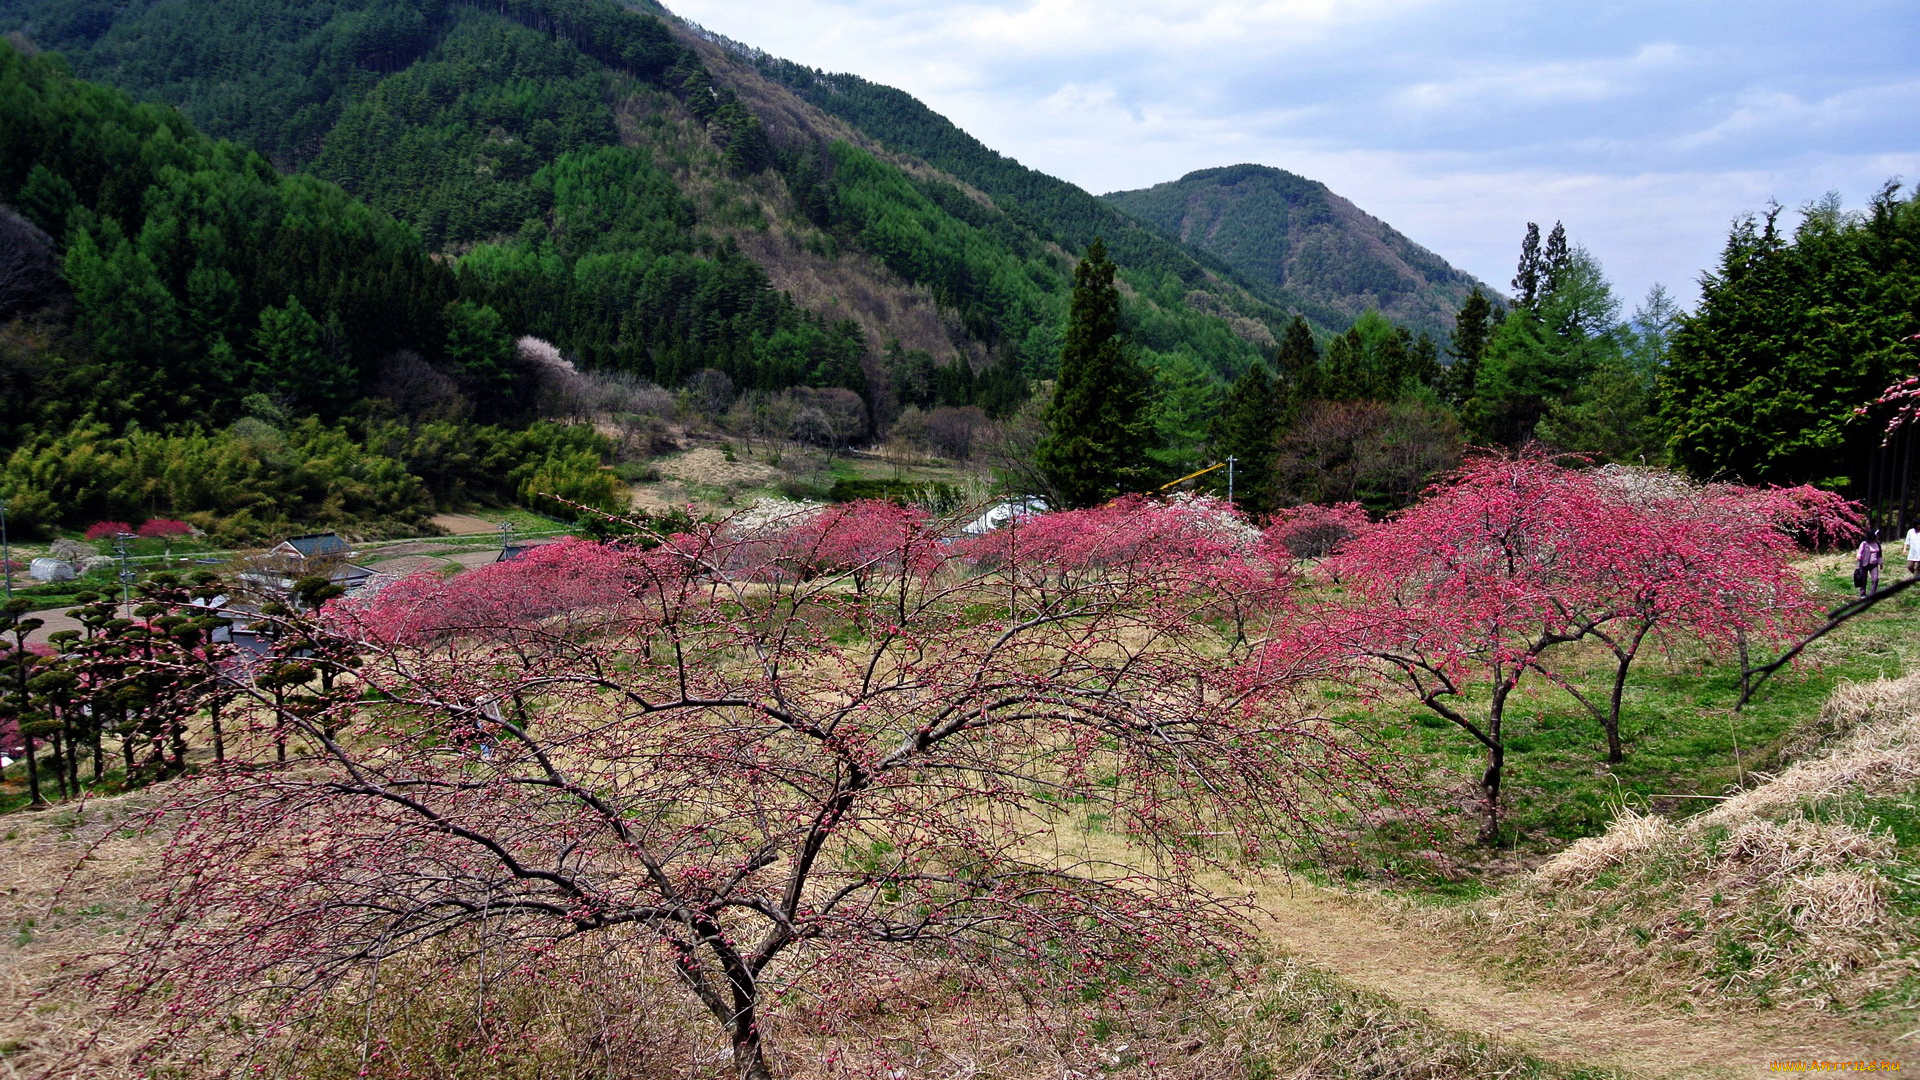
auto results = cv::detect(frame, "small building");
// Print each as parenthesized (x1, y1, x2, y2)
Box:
(268, 533, 352, 562)
(28, 557, 75, 582)
(239, 533, 376, 602)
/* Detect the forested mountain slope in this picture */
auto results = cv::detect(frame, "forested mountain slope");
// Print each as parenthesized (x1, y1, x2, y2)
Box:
(1104, 164, 1491, 340)
(0, 0, 1294, 416)
(736, 45, 1348, 332)
(0, 42, 626, 539)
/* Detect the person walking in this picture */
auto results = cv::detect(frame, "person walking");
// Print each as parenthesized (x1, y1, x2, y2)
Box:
(1857, 529, 1884, 597)
(1905, 520, 1920, 576)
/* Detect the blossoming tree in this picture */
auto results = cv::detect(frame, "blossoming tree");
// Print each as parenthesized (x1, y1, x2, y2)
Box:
(109, 505, 1390, 1079)
(1275, 455, 1852, 841)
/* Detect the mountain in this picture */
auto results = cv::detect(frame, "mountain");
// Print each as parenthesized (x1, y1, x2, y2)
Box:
(0, 0, 1294, 410)
(735, 48, 1353, 334)
(0, 0, 1501, 494)
(1104, 164, 1493, 340)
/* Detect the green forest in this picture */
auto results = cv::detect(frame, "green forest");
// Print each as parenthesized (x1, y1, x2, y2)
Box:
(0, 42, 624, 539)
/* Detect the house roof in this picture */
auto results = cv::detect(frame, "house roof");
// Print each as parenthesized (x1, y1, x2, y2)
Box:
(276, 533, 350, 559)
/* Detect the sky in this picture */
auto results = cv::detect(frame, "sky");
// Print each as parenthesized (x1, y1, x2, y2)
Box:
(665, 0, 1919, 313)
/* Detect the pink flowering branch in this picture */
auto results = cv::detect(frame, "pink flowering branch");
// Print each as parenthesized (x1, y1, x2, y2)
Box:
(99, 507, 1397, 1079)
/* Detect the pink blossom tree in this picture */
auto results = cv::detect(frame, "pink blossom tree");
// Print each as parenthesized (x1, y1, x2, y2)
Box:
(106, 513, 1388, 1079)
(136, 518, 192, 539)
(1544, 469, 1853, 760)
(1274, 455, 1852, 841)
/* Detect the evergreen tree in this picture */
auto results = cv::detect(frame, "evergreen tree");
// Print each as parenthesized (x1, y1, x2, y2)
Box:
(253, 296, 324, 405)
(1661, 188, 1920, 486)
(1207, 360, 1277, 514)
(1442, 288, 1495, 409)
(1469, 244, 1622, 446)
(444, 300, 517, 405)
(1512, 222, 1543, 310)
(1034, 238, 1156, 508)
(1541, 221, 1570, 298)
(1319, 328, 1369, 401)
(1273, 314, 1320, 421)
(1408, 331, 1442, 391)
(1149, 353, 1221, 473)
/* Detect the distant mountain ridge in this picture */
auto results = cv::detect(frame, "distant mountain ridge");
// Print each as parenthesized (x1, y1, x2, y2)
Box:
(1104, 164, 1494, 339)
(0, 0, 1489, 396)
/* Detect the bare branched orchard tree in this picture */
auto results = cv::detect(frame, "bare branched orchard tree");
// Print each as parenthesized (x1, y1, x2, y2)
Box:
(105, 499, 1400, 1079)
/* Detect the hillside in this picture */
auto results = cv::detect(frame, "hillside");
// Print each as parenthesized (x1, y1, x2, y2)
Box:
(0, 41, 645, 541)
(734, 45, 1352, 332)
(0, 0, 1500, 393)
(1105, 164, 1493, 339)
(0, 0, 1289, 410)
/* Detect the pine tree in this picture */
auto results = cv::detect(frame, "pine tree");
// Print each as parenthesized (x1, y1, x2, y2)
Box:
(1207, 361, 1277, 515)
(1512, 222, 1543, 310)
(1542, 221, 1570, 298)
(1273, 315, 1320, 423)
(1034, 238, 1156, 509)
(1443, 286, 1495, 406)
(253, 295, 324, 404)
(444, 300, 517, 406)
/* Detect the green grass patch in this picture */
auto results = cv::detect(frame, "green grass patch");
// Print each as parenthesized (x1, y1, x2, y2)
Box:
(1334, 557, 1920, 871)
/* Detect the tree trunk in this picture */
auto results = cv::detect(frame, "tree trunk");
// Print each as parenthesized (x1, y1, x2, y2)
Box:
(1605, 656, 1629, 764)
(21, 729, 44, 807)
(48, 729, 69, 799)
(730, 1017, 774, 1080)
(1479, 687, 1509, 845)
(1478, 740, 1504, 844)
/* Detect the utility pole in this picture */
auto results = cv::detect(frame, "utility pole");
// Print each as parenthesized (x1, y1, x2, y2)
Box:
(1, 499, 11, 603)
(1226, 456, 1237, 506)
(498, 520, 514, 558)
(114, 532, 137, 617)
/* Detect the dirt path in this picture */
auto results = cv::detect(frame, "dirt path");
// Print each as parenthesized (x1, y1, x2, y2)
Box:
(1252, 880, 1903, 1077)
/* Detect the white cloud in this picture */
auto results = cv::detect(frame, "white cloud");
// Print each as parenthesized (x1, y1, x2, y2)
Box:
(1672, 80, 1920, 153)
(1394, 42, 1690, 114)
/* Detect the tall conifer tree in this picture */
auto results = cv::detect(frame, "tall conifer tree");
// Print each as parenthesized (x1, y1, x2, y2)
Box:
(1208, 360, 1277, 514)
(1034, 238, 1156, 508)
(1512, 222, 1544, 309)
(1444, 286, 1495, 406)
(1273, 314, 1321, 421)
(1542, 221, 1571, 298)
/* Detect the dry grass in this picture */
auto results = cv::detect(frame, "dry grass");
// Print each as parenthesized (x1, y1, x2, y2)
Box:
(1409, 672, 1920, 1014)
(0, 792, 1603, 1080)
(0, 794, 166, 1079)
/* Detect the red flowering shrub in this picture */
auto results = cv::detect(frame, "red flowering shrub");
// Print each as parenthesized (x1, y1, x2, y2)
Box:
(137, 518, 192, 538)
(83, 520, 134, 541)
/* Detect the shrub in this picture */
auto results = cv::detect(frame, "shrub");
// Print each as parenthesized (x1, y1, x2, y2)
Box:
(827, 477, 962, 513)
(137, 519, 192, 539)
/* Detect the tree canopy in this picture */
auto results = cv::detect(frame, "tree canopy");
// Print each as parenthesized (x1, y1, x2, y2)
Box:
(1035, 239, 1159, 508)
(1660, 187, 1920, 487)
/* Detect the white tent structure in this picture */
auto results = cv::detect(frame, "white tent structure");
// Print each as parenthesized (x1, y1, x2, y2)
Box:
(29, 558, 75, 582)
(960, 497, 1048, 536)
